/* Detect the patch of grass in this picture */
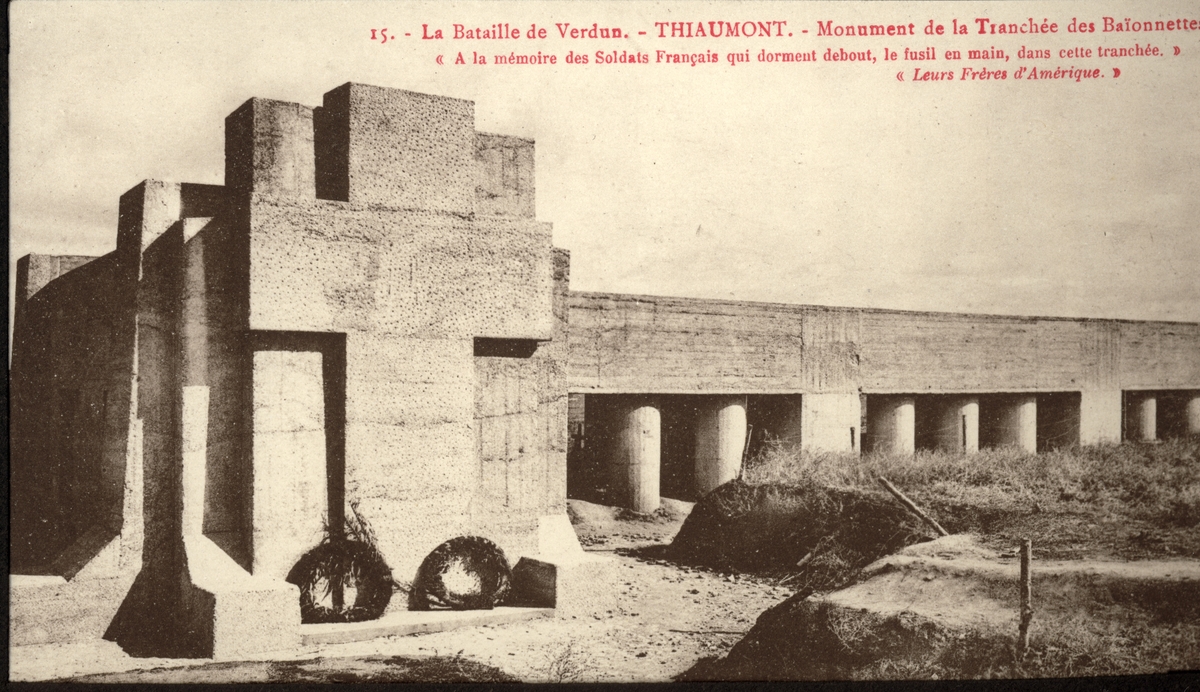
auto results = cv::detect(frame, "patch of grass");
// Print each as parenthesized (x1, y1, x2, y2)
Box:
(739, 438, 1200, 560)
(743, 438, 1200, 521)
(541, 640, 595, 683)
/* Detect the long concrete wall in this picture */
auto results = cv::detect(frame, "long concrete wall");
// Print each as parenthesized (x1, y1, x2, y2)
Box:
(566, 292, 1200, 395)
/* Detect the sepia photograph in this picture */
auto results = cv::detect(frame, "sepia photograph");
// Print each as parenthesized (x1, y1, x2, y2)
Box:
(8, 0, 1200, 684)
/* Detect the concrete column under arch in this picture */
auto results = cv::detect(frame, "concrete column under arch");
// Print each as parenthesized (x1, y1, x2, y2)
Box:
(694, 396, 747, 496)
(869, 396, 915, 454)
(1188, 394, 1200, 437)
(935, 397, 979, 454)
(994, 395, 1037, 453)
(1128, 393, 1157, 442)
(612, 400, 662, 513)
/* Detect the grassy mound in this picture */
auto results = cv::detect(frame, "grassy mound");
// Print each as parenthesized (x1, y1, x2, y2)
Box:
(677, 439, 1200, 681)
(684, 576, 1200, 681)
(668, 478, 935, 592)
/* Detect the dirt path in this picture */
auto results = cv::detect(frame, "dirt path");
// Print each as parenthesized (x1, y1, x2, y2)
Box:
(17, 500, 795, 683)
(306, 549, 790, 683)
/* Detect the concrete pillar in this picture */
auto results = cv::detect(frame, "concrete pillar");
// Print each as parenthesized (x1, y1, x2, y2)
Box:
(1129, 394, 1157, 441)
(1080, 390, 1122, 445)
(695, 396, 747, 495)
(995, 395, 1037, 453)
(869, 396, 915, 454)
(181, 387, 210, 538)
(613, 401, 661, 513)
(936, 397, 979, 454)
(317, 83, 474, 212)
(225, 98, 316, 200)
(1188, 394, 1200, 437)
(800, 393, 862, 453)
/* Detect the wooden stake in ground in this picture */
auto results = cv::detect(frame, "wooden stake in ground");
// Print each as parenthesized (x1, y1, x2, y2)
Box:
(877, 476, 950, 537)
(1017, 538, 1033, 660)
(737, 424, 754, 480)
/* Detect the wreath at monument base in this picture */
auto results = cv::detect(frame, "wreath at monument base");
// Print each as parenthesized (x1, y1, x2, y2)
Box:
(409, 536, 513, 611)
(286, 505, 395, 624)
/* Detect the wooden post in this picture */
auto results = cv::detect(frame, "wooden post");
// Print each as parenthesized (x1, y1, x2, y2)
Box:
(1017, 539, 1033, 660)
(877, 476, 950, 537)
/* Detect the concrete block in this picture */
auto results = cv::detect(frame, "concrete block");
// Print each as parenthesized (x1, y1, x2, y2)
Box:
(1080, 390, 1122, 445)
(536, 514, 585, 556)
(9, 573, 136, 647)
(511, 553, 618, 617)
(116, 180, 183, 255)
(801, 392, 862, 453)
(318, 83, 475, 212)
(225, 98, 316, 200)
(183, 535, 300, 659)
(47, 527, 121, 580)
(248, 207, 553, 339)
(182, 387, 210, 538)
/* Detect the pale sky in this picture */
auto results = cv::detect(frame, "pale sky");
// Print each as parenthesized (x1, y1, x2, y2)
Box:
(10, 0, 1200, 338)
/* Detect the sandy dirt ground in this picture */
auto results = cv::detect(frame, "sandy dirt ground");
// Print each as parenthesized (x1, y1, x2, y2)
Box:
(12, 499, 795, 683)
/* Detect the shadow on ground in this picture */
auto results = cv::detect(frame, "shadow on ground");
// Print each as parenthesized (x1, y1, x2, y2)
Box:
(61, 654, 519, 683)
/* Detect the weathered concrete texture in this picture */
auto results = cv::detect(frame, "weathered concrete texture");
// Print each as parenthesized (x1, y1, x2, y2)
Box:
(616, 402, 663, 513)
(567, 294, 1200, 397)
(1189, 394, 1200, 436)
(246, 201, 553, 340)
(11, 251, 131, 569)
(10, 574, 137, 647)
(694, 397, 747, 495)
(475, 132, 535, 218)
(182, 535, 301, 659)
(316, 83, 475, 212)
(867, 396, 915, 454)
(1080, 389, 1122, 445)
(510, 516, 618, 617)
(567, 293, 859, 394)
(180, 383, 302, 658)
(252, 352, 328, 579)
(800, 393, 861, 453)
(226, 99, 316, 201)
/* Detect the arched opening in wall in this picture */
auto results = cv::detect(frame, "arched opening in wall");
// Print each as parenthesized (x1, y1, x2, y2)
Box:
(1037, 392, 1081, 451)
(1122, 390, 1161, 442)
(660, 396, 699, 502)
(1156, 390, 1197, 440)
(913, 395, 942, 452)
(979, 393, 1037, 453)
(744, 395, 799, 462)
